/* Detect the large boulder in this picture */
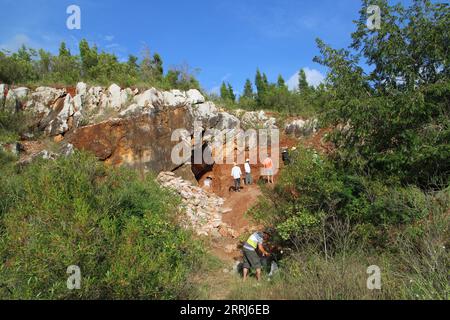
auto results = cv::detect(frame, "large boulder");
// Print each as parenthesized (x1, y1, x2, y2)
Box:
(67, 105, 193, 173)
(134, 88, 164, 108)
(85, 86, 105, 110)
(212, 112, 241, 131)
(13, 87, 30, 102)
(107, 83, 122, 110)
(162, 90, 187, 108)
(187, 101, 219, 129)
(186, 89, 205, 105)
(241, 110, 277, 129)
(44, 94, 75, 135)
(4, 90, 18, 112)
(26, 87, 66, 117)
(76, 82, 87, 97)
(285, 118, 318, 137)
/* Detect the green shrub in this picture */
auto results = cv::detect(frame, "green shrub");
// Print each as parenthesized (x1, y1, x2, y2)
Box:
(0, 152, 203, 299)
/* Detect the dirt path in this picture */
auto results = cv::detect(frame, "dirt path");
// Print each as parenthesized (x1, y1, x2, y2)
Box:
(202, 183, 263, 299)
(196, 131, 329, 299)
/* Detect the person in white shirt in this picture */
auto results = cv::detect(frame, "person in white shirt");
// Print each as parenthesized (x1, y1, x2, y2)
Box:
(231, 162, 242, 192)
(244, 159, 252, 185)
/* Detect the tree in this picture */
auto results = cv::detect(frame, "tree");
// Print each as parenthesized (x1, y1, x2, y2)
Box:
(227, 83, 236, 102)
(152, 53, 164, 80)
(242, 79, 254, 98)
(79, 39, 98, 78)
(38, 49, 52, 75)
(298, 69, 309, 93)
(277, 74, 286, 88)
(313, 0, 450, 187)
(140, 46, 153, 83)
(351, 0, 449, 91)
(220, 82, 229, 100)
(58, 42, 71, 57)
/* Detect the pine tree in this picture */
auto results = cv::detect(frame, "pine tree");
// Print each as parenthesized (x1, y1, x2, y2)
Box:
(298, 69, 309, 93)
(227, 83, 236, 102)
(277, 74, 286, 88)
(242, 79, 254, 98)
(140, 46, 153, 82)
(152, 53, 163, 80)
(58, 42, 71, 57)
(255, 69, 265, 94)
(79, 39, 98, 78)
(220, 82, 229, 100)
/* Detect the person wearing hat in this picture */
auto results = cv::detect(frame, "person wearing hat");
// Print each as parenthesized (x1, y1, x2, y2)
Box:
(231, 162, 242, 192)
(244, 159, 252, 185)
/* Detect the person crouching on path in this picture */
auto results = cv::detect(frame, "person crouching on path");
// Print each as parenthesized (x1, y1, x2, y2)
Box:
(231, 162, 242, 192)
(242, 231, 270, 281)
(244, 159, 252, 185)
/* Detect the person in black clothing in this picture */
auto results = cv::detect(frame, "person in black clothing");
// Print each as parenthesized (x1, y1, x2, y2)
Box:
(282, 148, 290, 165)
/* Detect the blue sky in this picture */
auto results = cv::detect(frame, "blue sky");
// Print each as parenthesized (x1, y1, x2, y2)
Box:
(0, 0, 412, 94)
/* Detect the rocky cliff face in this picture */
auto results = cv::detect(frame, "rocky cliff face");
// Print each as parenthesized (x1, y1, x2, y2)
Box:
(2, 82, 245, 175)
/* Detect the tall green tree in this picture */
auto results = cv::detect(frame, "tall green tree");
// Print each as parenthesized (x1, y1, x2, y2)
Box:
(58, 42, 71, 57)
(152, 53, 164, 80)
(242, 79, 254, 98)
(313, 0, 450, 187)
(79, 39, 98, 78)
(220, 82, 230, 100)
(277, 74, 286, 88)
(298, 69, 309, 93)
(227, 83, 236, 102)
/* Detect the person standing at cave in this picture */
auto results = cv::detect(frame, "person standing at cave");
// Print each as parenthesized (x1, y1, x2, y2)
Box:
(244, 159, 252, 185)
(231, 162, 242, 192)
(263, 157, 273, 184)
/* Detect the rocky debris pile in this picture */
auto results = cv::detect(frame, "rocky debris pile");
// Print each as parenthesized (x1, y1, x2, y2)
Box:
(285, 118, 318, 137)
(157, 171, 237, 238)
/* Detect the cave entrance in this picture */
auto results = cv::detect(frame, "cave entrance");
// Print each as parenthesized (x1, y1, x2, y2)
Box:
(191, 142, 214, 182)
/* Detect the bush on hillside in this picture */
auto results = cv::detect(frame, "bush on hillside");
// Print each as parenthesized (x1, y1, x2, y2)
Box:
(0, 152, 203, 299)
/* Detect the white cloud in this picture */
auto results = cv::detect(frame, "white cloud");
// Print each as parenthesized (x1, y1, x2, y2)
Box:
(105, 43, 120, 49)
(0, 34, 34, 52)
(287, 67, 325, 90)
(104, 35, 115, 42)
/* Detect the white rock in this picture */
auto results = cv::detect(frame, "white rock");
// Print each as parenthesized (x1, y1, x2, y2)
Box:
(107, 83, 122, 110)
(162, 90, 187, 108)
(46, 94, 74, 134)
(186, 89, 205, 104)
(0, 84, 7, 105)
(73, 94, 83, 112)
(120, 88, 133, 106)
(285, 118, 318, 137)
(76, 82, 87, 97)
(188, 101, 218, 125)
(213, 112, 241, 131)
(13, 87, 30, 100)
(119, 103, 145, 117)
(134, 88, 163, 107)
(4, 90, 17, 111)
